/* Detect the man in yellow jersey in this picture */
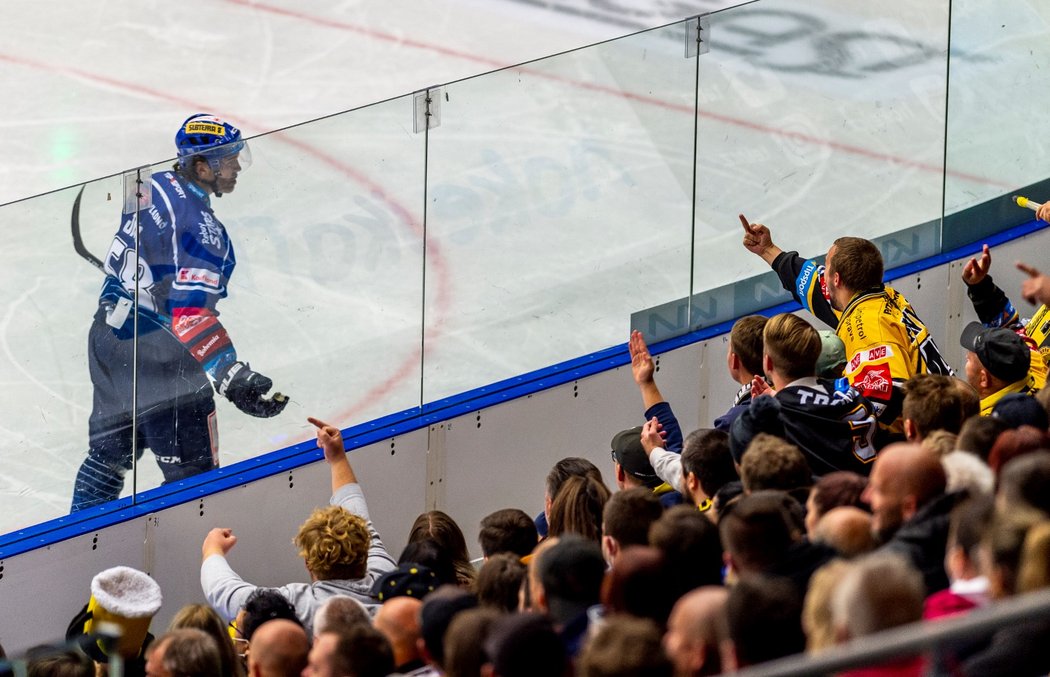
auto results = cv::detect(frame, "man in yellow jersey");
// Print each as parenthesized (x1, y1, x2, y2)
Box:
(740, 215, 953, 436)
(962, 245, 1048, 388)
(960, 323, 1038, 415)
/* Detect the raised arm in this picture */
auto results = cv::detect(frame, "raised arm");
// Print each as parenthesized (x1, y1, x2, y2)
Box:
(740, 213, 783, 265)
(309, 417, 357, 493)
(961, 244, 1022, 329)
(630, 330, 664, 410)
(200, 527, 258, 622)
(309, 417, 397, 577)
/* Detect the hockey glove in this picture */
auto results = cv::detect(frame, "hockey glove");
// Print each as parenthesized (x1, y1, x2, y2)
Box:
(216, 361, 289, 418)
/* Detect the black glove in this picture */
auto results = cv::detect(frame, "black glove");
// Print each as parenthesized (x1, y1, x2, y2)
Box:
(216, 361, 289, 418)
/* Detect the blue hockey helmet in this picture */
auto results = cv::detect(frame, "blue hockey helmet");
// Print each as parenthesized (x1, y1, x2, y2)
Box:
(175, 114, 251, 171)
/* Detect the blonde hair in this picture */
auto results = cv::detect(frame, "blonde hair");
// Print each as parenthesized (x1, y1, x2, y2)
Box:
(802, 559, 851, 653)
(763, 314, 821, 381)
(1017, 521, 1050, 594)
(921, 430, 958, 458)
(294, 505, 370, 580)
(168, 604, 244, 677)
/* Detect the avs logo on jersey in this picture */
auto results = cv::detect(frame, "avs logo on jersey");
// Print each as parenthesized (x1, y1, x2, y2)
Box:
(177, 267, 221, 289)
(855, 364, 892, 396)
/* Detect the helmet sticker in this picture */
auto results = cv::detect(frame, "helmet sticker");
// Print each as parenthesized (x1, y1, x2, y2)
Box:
(184, 121, 226, 136)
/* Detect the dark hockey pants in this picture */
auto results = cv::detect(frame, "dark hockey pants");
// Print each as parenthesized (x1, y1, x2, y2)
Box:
(71, 310, 218, 512)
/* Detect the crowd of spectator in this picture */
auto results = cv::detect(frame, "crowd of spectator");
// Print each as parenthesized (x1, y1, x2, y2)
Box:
(6, 229, 1050, 676)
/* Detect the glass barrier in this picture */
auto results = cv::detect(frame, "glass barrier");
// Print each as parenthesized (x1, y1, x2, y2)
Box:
(177, 101, 427, 468)
(422, 20, 699, 403)
(58, 99, 426, 512)
(692, 0, 951, 324)
(0, 174, 126, 528)
(943, 0, 1050, 248)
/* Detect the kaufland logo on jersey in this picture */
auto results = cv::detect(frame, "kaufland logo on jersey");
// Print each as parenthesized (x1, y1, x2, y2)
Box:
(177, 267, 221, 288)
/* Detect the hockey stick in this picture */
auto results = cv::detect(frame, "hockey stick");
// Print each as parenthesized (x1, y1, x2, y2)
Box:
(71, 185, 105, 271)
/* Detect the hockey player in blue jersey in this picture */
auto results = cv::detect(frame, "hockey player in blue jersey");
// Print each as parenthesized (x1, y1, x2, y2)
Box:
(71, 114, 289, 512)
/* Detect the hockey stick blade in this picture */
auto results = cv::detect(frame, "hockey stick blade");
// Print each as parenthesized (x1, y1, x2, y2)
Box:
(71, 185, 105, 272)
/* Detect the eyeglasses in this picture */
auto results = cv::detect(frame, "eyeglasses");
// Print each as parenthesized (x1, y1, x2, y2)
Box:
(228, 620, 250, 659)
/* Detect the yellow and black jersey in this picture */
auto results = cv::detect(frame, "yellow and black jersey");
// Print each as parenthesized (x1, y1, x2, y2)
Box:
(772, 251, 954, 434)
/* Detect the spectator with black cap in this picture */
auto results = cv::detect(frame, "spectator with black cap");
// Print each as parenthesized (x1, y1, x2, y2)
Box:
(372, 563, 439, 603)
(961, 322, 1040, 415)
(611, 426, 683, 507)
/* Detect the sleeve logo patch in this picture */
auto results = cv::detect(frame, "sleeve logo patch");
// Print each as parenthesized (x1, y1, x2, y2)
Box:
(167, 174, 186, 199)
(172, 314, 206, 338)
(849, 345, 895, 370)
(855, 364, 892, 396)
(176, 267, 221, 288)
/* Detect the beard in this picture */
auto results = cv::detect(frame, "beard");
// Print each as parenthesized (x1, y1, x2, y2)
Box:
(216, 176, 238, 194)
(872, 504, 906, 544)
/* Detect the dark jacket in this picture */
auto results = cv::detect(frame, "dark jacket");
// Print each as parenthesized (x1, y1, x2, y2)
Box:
(730, 381, 882, 477)
(961, 617, 1050, 677)
(881, 490, 967, 595)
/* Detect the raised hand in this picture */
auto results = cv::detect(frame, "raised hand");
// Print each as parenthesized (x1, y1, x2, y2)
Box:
(751, 374, 774, 399)
(1017, 261, 1050, 307)
(739, 214, 781, 264)
(629, 330, 655, 386)
(202, 527, 237, 559)
(640, 416, 666, 455)
(308, 416, 345, 463)
(962, 244, 992, 285)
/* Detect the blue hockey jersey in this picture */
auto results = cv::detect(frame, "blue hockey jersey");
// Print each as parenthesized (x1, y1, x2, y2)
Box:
(98, 170, 238, 380)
